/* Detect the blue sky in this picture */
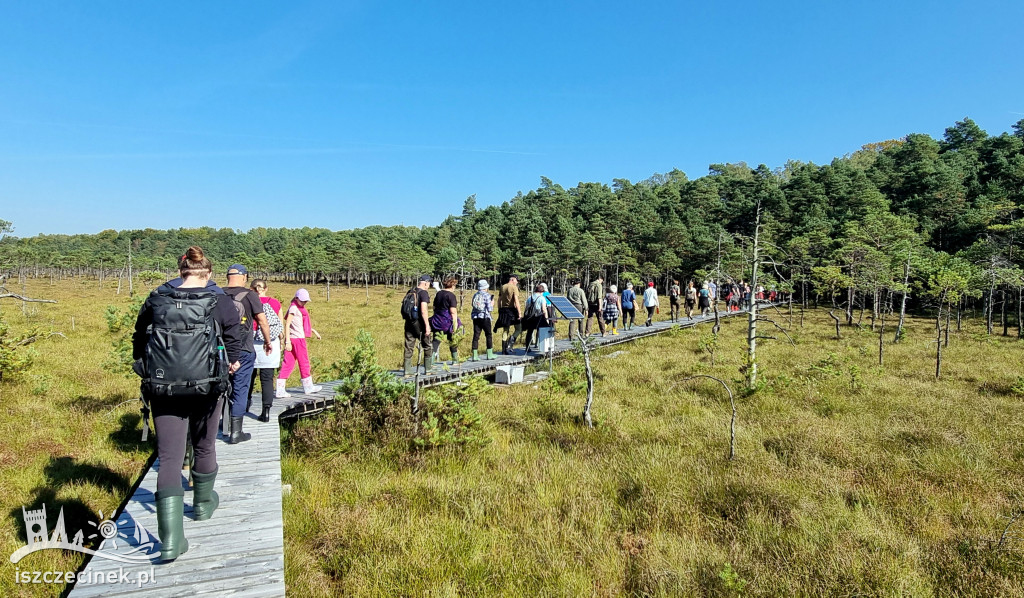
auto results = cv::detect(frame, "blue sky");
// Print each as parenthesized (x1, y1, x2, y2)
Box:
(1, 1, 1022, 236)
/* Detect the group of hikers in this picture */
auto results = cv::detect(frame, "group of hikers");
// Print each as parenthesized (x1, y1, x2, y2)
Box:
(400, 273, 773, 375)
(128, 246, 776, 563)
(129, 246, 327, 561)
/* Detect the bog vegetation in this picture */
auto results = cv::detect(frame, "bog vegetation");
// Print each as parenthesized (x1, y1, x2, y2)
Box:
(2, 117, 1024, 595)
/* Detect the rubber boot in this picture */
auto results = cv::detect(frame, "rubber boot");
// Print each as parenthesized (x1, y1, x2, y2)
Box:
(258, 405, 271, 422)
(486, 349, 495, 360)
(612, 327, 618, 335)
(228, 416, 251, 444)
(451, 350, 459, 364)
(275, 379, 290, 399)
(155, 488, 189, 561)
(472, 350, 480, 362)
(301, 377, 322, 394)
(403, 357, 415, 377)
(424, 352, 435, 372)
(191, 469, 219, 521)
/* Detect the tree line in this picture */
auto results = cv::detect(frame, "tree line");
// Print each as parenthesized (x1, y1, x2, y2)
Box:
(2, 117, 1024, 329)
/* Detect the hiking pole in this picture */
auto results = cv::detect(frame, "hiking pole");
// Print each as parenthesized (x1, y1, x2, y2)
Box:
(139, 393, 151, 442)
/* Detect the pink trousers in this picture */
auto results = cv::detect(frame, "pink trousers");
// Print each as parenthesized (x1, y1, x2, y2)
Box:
(279, 338, 311, 379)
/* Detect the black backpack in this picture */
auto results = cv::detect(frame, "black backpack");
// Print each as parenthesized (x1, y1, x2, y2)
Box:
(400, 288, 419, 321)
(137, 288, 230, 398)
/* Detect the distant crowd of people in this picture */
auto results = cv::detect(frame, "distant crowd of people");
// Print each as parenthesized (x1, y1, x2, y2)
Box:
(400, 273, 780, 376)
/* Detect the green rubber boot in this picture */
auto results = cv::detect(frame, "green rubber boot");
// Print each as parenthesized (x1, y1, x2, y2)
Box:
(403, 357, 414, 377)
(424, 352, 435, 372)
(451, 350, 459, 364)
(472, 350, 480, 362)
(191, 469, 219, 522)
(486, 349, 496, 360)
(155, 488, 189, 561)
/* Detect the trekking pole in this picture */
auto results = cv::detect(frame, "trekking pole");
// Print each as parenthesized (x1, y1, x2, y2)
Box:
(139, 393, 151, 442)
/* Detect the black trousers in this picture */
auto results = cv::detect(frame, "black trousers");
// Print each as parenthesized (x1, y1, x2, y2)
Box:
(622, 307, 636, 327)
(472, 318, 493, 350)
(152, 394, 223, 492)
(248, 367, 275, 409)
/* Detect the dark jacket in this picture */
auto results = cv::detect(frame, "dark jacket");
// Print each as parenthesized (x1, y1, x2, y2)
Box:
(132, 284, 244, 363)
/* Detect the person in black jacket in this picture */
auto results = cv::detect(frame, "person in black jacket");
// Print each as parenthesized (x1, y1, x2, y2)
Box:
(132, 246, 243, 561)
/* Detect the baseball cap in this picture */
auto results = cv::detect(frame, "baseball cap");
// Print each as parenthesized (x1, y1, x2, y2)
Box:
(227, 264, 248, 275)
(295, 288, 311, 302)
(419, 274, 433, 283)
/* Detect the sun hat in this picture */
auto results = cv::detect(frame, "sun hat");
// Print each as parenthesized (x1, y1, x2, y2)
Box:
(477, 279, 489, 290)
(295, 288, 311, 302)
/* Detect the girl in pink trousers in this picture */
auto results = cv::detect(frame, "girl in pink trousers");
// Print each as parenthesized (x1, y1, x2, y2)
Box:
(277, 288, 323, 396)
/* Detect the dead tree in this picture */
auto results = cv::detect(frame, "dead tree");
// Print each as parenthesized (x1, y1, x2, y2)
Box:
(894, 248, 911, 343)
(677, 375, 737, 460)
(576, 332, 596, 428)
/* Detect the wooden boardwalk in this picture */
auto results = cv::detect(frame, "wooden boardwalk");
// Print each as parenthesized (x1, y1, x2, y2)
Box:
(68, 387, 336, 598)
(68, 306, 753, 596)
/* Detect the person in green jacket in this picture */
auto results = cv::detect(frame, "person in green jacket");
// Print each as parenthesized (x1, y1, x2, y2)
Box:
(566, 280, 587, 340)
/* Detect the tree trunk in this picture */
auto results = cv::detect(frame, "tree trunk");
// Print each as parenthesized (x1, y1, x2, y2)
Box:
(987, 277, 996, 335)
(878, 308, 885, 366)
(935, 295, 944, 379)
(747, 203, 762, 390)
(1002, 288, 1008, 336)
(944, 301, 951, 347)
(894, 250, 910, 343)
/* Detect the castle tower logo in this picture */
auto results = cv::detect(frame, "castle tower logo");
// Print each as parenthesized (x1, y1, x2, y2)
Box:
(10, 504, 157, 564)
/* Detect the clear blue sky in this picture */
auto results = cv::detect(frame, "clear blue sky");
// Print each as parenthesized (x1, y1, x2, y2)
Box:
(2, 1, 1022, 236)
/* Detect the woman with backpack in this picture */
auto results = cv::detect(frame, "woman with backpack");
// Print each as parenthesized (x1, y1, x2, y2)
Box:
(132, 246, 243, 561)
(279, 288, 323, 394)
(521, 284, 550, 353)
(430, 276, 462, 364)
(604, 284, 621, 335)
(470, 279, 496, 361)
(248, 279, 284, 420)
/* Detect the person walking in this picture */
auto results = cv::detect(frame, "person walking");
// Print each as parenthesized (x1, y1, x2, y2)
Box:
(470, 279, 496, 361)
(132, 246, 242, 561)
(430, 276, 462, 364)
(521, 284, 550, 353)
(604, 284, 621, 334)
(566, 279, 587, 339)
(643, 281, 660, 326)
(709, 279, 719, 313)
(698, 282, 711, 317)
(249, 279, 284, 421)
(401, 275, 433, 376)
(223, 264, 272, 444)
(685, 280, 698, 320)
(668, 280, 681, 322)
(279, 288, 323, 394)
(494, 275, 523, 354)
(584, 275, 606, 336)
(621, 282, 637, 330)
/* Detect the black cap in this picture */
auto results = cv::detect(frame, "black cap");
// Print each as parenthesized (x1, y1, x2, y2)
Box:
(419, 274, 433, 283)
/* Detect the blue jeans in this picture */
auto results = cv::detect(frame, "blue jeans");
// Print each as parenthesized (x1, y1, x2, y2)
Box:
(229, 351, 256, 417)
